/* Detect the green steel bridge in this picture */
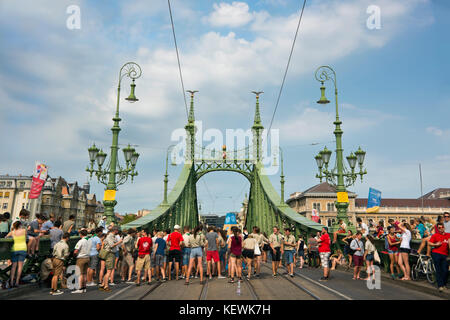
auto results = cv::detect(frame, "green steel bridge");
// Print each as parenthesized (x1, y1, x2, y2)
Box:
(122, 92, 324, 237)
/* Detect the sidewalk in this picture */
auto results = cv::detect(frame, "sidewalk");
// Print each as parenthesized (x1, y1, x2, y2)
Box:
(333, 266, 450, 299)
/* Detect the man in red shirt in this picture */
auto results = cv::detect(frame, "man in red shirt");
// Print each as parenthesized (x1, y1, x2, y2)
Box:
(317, 227, 331, 281)
(166, 225, 184, 281)
(428, 223, 449, 292)
(135, 230, 152, 286)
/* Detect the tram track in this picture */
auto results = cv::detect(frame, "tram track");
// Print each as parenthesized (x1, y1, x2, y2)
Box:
(199, 278, 209, 300)
(260, 264, 320, 300)
(137, 281, 163, 300)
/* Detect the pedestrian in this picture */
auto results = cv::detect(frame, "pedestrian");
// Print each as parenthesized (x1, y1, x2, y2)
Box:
(205, 226, 223, 279)
(356, 218, 369, 237)
(98, 216, 107, 233)
(317, 227, 331, 281)
(269, 226, 283, 277)
(227, 226, 243, 283)
(135, 229, 152, 286)
(261, 232, 270, 263)
(342, 230, 354, 269)
(363, 235, 376, 281)
(49, 220, 63, 251)
(241, 233, 256, 280)
(6, 221, 27, 288)
(307, 233, 319, 268)
(109, 229, 123, 285)
(428, 222, 449, 292)
(87, 219, 96, 233)
(97, 233, 107, 286)
(444, 212, 450, 234)
(185, 226, 206, 285)
(181, 226, 191, 279)
(251, 227, 263, 277)
(397, 222, 412, 280)
(50, 232, 70, 295)
(72, 229, 92, 293)
(63, 215, 76, 236)
(218, 229, 228, 275)
(100, 227, 122, 291)
(386, 226, 401, 279)
(166, 225, 184, 281)
(87, 227, 102, 286)
(121, 229, 137, 284)
(350, 232, 365, 280)
(0, 214, 9, 238)
(154, 231, 167, 281)
(283, 228, 296, 277)
(296, 234, 306, 269)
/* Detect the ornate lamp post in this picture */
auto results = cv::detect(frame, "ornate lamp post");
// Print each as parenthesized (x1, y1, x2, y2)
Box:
(162, 144, 177, 206)
(313, 65, 367, 231)
(86, 62, 142, 224)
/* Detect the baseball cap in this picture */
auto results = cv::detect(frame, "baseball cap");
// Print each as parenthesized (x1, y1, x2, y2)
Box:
(174, 224, 181, 230)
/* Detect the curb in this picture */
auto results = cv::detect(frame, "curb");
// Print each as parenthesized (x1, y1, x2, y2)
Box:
(334, 268, 450, 299)
(0, 282, 40, 300)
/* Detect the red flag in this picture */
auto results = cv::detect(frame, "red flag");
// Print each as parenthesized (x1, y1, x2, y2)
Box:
(29, 162, 48, 199)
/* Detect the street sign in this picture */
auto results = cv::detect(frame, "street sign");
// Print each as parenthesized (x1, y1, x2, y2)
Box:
(337, 192, 349, 203)
(103, 189, 116, 201)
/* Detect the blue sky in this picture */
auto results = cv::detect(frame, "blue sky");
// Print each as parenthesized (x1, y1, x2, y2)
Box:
(1, 0, 449, 216)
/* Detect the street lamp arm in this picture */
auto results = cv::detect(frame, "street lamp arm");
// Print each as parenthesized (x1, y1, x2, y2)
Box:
(118, 62, 142, 86)
(315, 65, 337, 91)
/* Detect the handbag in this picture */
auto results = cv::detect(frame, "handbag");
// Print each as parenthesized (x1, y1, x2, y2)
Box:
(99, 248, 108, 260)
(374, 249, 381, 264)
(254, 244, 261, 255)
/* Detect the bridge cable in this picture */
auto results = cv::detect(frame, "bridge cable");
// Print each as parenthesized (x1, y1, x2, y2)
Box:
(266, 0, 307, 136)
(167, 0, 189, 120)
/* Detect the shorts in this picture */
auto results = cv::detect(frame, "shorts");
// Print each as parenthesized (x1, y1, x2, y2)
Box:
(399, 248, 411, 254)
(366, 253, 374, 262)
(11, 251, 27, 263)
(122, 252, 134, 267)
(270, 247, 281, 262)
(242, 249, 255, 260)
(263, 244, 270, 251)
(319, 252, 331, 268)
(353, 254, 364, 267)
(136, 254, 150, 271)
(168, 249, 182, 264)
(206, 250, 219, 262)
(387, 249, 398, 255)
(309, 251, 319, 260)
(230, 253, 242, 259)
(190, 247, 203, 259)
(297, 250, 305, 258)
(76, 258, 89, 274)
(52, 258, 64, 277)
(154, 254, 164, 267)
(182, 248, 191, 266)
(114, 251, 120, 259)
(105, 252, 115, 270)
(343, 245, 351, 256)
(89, 255, 99, 270)
(285, 250, 295, 264)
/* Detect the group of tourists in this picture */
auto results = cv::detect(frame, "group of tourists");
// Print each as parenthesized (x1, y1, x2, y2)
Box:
(2, 208, 449, 294)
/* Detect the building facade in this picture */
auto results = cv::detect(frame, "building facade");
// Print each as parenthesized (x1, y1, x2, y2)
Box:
(287, 183, 450, 228)
(0, 175, 34, 218)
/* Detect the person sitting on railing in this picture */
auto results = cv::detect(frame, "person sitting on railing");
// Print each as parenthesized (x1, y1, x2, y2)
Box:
(5, 221, 27, 288)
(342, 230, 354, 269)
(332, 219, 346, 244)
(27, 214, 45, 258)
(0, 214, 9, 238)
(330, 249, 345, 270)
(375, 220, 384, 238)
(417, 216, 442, 257)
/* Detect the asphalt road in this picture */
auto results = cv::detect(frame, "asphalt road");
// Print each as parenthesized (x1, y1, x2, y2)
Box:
(5, 262, 444, 300)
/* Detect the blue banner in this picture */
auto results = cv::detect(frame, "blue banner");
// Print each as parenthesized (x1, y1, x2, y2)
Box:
(367, 188, 381, 212)
(224, 212, 237, 225)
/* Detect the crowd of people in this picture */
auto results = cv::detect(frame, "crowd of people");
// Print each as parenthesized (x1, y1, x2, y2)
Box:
(1, 209, 449, 294)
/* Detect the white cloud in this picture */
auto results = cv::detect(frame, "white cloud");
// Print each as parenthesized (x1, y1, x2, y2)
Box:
(206, 2, 254, 27)
(426, 126, 449, 137)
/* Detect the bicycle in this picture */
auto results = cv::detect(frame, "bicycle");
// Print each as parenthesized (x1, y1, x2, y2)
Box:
(410, 254, 436, 284)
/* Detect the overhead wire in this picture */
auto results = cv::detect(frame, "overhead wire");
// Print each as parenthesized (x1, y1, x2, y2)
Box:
(266, 0, 308, 136)
(167, 0, 189, 120)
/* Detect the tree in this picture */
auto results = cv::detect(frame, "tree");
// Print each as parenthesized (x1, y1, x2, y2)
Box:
(120, 214, 137, 225)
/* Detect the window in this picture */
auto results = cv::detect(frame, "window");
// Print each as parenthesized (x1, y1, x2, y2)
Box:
(4, 192, 9, 199)
(327, 203, 335, 212)
(0, 181, 5, 187)
(313, 203, 321, 211)
(0, 192, 2, 198)
(19, 182, 25, 188)
(2, 203, 7, 209)
(6, 181, 12, 187)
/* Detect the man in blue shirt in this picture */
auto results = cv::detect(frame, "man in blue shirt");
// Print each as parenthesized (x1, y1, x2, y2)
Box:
(87, 228, 102, 286)
(42, 214, 55, 233)
(416, 218, 428, 239)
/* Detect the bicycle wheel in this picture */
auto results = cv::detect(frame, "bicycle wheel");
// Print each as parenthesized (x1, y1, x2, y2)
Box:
(411, 263, 419, 281)
(426, 260, 436, 284)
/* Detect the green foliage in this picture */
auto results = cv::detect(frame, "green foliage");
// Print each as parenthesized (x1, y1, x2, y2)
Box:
(120, 214, 137, 225)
